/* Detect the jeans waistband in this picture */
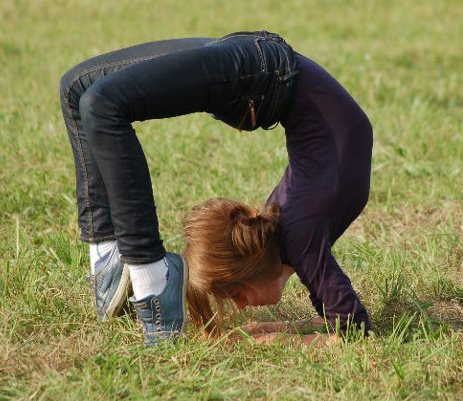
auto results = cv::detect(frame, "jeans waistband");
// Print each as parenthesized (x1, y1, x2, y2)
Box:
(209, 30, 299, 131)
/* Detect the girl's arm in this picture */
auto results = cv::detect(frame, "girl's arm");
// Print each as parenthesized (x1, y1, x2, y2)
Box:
(284, 217, 372, 335)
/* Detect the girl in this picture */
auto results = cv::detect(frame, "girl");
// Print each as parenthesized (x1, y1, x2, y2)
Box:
(60, 30, 372, 346)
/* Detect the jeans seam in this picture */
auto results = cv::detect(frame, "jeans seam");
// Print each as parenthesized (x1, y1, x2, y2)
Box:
(268, 75, 281, 124)
(273, 41, 291, 79)
(213, 33, 264, 43)
(254, 39, 266, 73)
(257, 39, 292, 81)
(63, 52, 175, 94)
(63, 91, 95, 236)
(62, 52, 171, 239)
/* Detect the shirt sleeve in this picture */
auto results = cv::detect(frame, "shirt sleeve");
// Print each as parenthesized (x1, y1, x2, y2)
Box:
(282, 215, 371, 335)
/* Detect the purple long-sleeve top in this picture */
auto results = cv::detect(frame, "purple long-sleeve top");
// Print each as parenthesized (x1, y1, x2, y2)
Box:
(265, 53, 373, 334)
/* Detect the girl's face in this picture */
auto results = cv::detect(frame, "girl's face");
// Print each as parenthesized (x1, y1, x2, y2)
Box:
(226, 264, 295, 309)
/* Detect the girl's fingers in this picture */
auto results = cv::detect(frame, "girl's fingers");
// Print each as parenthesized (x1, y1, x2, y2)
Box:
(252, 333, 280, 344)
(240, 321, 287, 334)
(251, 333, 340, 346)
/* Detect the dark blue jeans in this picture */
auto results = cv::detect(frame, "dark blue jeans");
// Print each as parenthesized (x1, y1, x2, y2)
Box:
(59, 31, 298, 264)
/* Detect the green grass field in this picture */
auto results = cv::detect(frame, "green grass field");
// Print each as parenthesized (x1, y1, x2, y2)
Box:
(1, 0, 462, 400)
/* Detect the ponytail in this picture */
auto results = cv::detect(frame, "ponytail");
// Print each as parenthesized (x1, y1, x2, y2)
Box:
(230, 203, 281, 256)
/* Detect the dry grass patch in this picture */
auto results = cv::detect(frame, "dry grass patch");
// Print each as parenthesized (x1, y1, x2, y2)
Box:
(428, 300, 463, 330)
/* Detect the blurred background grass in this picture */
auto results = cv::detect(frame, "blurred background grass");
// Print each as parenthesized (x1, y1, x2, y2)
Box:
(0, 0, 462, 400)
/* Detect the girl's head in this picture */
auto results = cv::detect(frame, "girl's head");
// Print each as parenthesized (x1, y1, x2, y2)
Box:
(182, 197, 283, 336)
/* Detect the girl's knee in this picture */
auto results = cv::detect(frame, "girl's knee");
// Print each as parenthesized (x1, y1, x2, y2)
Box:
(78, 83, 128, 136)
(60, 66, 88, 109)
(59, 69, 76, 106)
(78, 87, 106, 132)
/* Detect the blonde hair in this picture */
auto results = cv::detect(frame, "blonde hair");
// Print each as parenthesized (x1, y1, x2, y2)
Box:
(182, 197, 282, 337)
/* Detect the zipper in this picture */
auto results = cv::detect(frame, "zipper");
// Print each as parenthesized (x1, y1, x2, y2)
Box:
(238, 99, 257, 131)
(249, 99, 256, 128)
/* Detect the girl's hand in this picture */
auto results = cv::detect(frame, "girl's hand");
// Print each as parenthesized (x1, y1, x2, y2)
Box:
(251, 333, 339, 346)
(239, 322, 289, 335)
(239, 317, 328, 335)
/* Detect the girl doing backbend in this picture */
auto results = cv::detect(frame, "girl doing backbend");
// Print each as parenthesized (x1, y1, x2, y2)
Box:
(60, 30, 372, 346)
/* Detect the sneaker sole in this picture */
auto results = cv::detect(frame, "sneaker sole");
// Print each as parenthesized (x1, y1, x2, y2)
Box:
(102, 264, 130, 320)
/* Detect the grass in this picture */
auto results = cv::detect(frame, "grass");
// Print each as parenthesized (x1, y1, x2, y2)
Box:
(0, 0, 462, 399)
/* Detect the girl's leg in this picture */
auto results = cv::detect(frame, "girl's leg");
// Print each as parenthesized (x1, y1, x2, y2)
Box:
(76, 43, 233, 263)
(59, 38, 213, 245)
(66, 39, 267, 341)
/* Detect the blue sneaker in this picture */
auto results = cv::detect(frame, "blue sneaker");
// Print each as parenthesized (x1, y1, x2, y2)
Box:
(87, 242, 131, 320)
(130, 252, 188, 346)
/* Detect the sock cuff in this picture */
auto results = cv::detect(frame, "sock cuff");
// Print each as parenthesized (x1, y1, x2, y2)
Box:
(127, 257, 169, 299)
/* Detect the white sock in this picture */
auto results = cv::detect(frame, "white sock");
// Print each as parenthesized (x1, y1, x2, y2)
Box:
(89, 240, 116, 275)
(127, 257, 168, 300)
